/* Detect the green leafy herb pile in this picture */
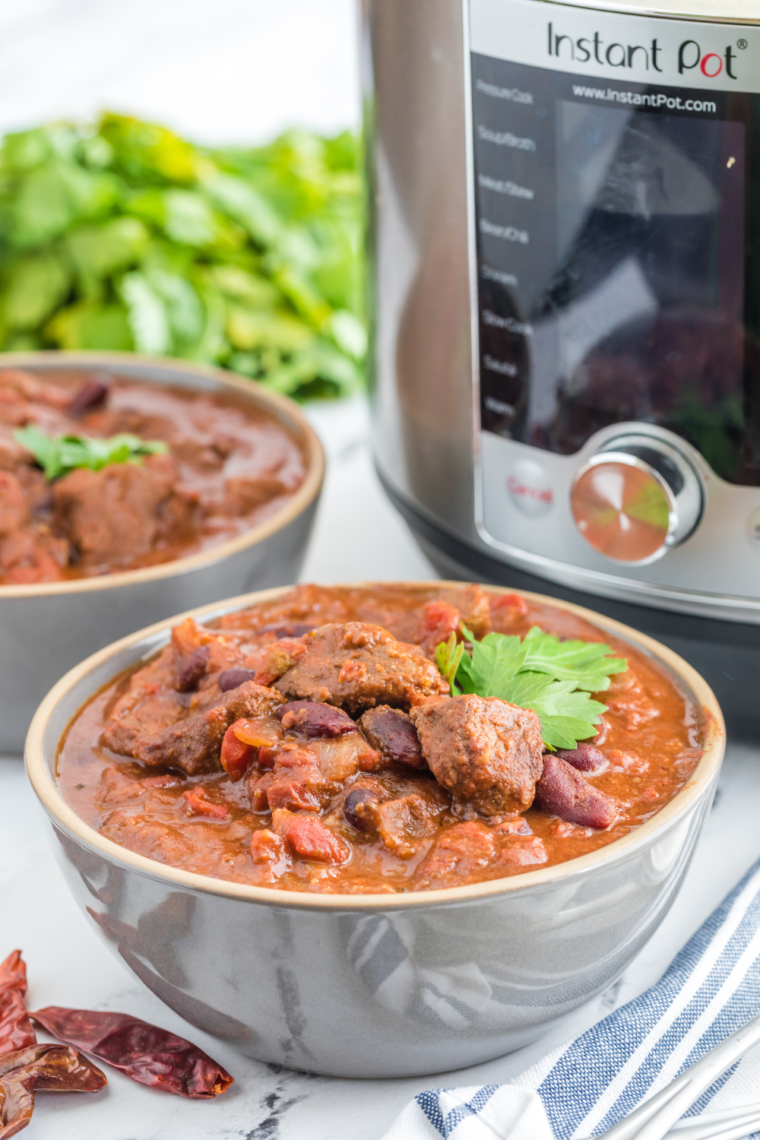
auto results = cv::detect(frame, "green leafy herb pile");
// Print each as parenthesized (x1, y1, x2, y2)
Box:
(0, 114, 364, 400)
(436, 626, 627, 750)
(13, 424, 167, 481)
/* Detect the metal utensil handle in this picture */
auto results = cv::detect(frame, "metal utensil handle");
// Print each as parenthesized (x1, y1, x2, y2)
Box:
(597, 1012, 760, 1140)
(671, 1108, 760, 1140)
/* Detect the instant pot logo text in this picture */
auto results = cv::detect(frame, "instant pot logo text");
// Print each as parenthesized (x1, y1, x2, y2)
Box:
(547, 22, 740, 80)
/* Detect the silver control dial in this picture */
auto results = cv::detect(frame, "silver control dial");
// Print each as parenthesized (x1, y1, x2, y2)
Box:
(570, 435, 703, 565)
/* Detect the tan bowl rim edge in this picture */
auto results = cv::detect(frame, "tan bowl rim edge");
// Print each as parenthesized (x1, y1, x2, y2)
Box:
(25, 580, 726, 911)
(0, 350, 325, 598)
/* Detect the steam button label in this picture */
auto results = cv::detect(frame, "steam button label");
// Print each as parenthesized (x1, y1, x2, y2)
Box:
(507, 459, 553, 516)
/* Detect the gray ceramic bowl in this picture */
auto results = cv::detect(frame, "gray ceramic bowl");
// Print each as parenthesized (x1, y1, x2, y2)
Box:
(0, 351, 324, 755)
(25, 583, 725, 1078)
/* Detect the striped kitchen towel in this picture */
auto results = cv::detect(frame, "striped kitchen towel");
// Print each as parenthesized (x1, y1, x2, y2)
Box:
(381, 856, 760, 1140)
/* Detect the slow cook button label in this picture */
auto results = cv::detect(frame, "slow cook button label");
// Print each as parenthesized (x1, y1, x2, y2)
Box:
(507, 459, 553, 516)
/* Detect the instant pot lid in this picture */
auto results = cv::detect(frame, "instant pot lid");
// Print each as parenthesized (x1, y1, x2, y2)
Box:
(542, 0, 760, 23)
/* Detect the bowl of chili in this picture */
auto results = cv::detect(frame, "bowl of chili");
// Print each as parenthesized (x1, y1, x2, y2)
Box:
(0, 351, 324, 753)
(25, 582, 725, 1078)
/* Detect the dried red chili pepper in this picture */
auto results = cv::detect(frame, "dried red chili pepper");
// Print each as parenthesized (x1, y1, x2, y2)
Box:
(0, 954, 34, 1057)
(0, 955, 26, 999)
(0, 993, 34, 1057)
(31, 1008, 233, 1098)
(0, 1043, 106, 1139)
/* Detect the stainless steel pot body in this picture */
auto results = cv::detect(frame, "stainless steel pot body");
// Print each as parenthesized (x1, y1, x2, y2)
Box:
(0, 352, 323, 755)
(26, 585, 725, 1078)
(364, 0, 760, 732)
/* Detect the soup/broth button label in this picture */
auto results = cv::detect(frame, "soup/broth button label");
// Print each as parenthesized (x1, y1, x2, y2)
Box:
(507, 459, 553, 516)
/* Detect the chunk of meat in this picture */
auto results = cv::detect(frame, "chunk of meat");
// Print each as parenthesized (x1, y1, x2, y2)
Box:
(536, 755, 617, 829)
(0, 530, 68, 583)
(410, 694, 543, 816)
(272, 809, 350, 864)
(52, 453, 194, 567)
(499, 835, 548, 866)
(358, 793, 445, 859)
(272, 623, 448, 713)
(102, 646, 186, 756)
(276, 701, 357, 739)
(135, 682, 284, 775)
(557, 743, 608, 773)
(0, 471, 29, 535)
(415, 821, 496, 889)
(358, 706, 425, 769)
(100, 810, 193, 865)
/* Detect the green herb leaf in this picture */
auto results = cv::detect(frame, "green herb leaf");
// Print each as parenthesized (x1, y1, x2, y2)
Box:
(452, 625, 626, 750)
(13, 424, 167, 481)
(0, 116, 365, 401)
(435, 633, 464, 693)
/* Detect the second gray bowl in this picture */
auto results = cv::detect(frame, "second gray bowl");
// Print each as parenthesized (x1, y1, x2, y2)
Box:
(0, 351, 324, 754)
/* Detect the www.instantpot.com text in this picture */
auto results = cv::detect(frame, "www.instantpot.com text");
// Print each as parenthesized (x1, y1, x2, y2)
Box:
(570, 84, 717, 113)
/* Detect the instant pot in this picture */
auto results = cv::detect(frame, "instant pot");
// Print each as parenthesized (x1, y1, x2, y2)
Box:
(364, 0, 760, 734)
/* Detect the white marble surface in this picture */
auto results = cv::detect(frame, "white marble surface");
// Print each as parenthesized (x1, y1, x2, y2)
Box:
(3, 397, 760, 1139)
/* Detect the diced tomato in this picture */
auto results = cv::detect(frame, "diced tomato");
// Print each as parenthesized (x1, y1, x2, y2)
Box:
(417, 601, 461, 652)
(182, 786, 231, 820)
(489, 592, 529, 616)
(272, 809, 350, 864)
(250, 829, 288, 866)
(266, 779, 320, 813)
(171, 617, 206, 656)
(221, 723, 253, 781)
(258, 745, 278, 770)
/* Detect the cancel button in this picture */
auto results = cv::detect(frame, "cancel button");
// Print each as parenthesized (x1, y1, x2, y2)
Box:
(507, 459, 553, 517)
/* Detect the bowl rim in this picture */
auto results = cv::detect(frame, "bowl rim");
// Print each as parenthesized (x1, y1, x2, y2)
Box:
(25, 580, 726, 911)
(0, 350, 325, 598)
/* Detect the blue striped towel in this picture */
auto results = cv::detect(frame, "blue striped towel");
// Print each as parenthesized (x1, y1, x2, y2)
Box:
(382, 857, 760, 1140)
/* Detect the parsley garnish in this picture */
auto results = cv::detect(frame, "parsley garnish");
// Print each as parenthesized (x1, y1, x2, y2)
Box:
(435, 625, 627, 750)
(13, 425, 168, 481)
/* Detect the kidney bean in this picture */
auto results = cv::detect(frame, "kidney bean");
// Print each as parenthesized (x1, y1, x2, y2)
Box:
(256, 623, 315, 638)
(556, 743, 608, 772)
(219, 668, 258, 692)
(343, 786, 379, 830)
(277, 700, 357, 739)
(358, 706, 425, 768)
(68, 374, 110, 415)
(176, 645, 211, 692)
(535, 755, 617, 829)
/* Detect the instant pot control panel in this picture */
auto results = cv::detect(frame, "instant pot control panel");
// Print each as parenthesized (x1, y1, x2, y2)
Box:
(469, 0, 760, 598)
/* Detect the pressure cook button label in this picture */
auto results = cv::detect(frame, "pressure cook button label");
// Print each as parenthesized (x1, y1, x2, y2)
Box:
(507, 459, 553, 516)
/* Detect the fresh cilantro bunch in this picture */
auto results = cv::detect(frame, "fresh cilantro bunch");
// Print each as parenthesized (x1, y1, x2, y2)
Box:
(436, 625, 627, 750)
(13, 424, 167, 481)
